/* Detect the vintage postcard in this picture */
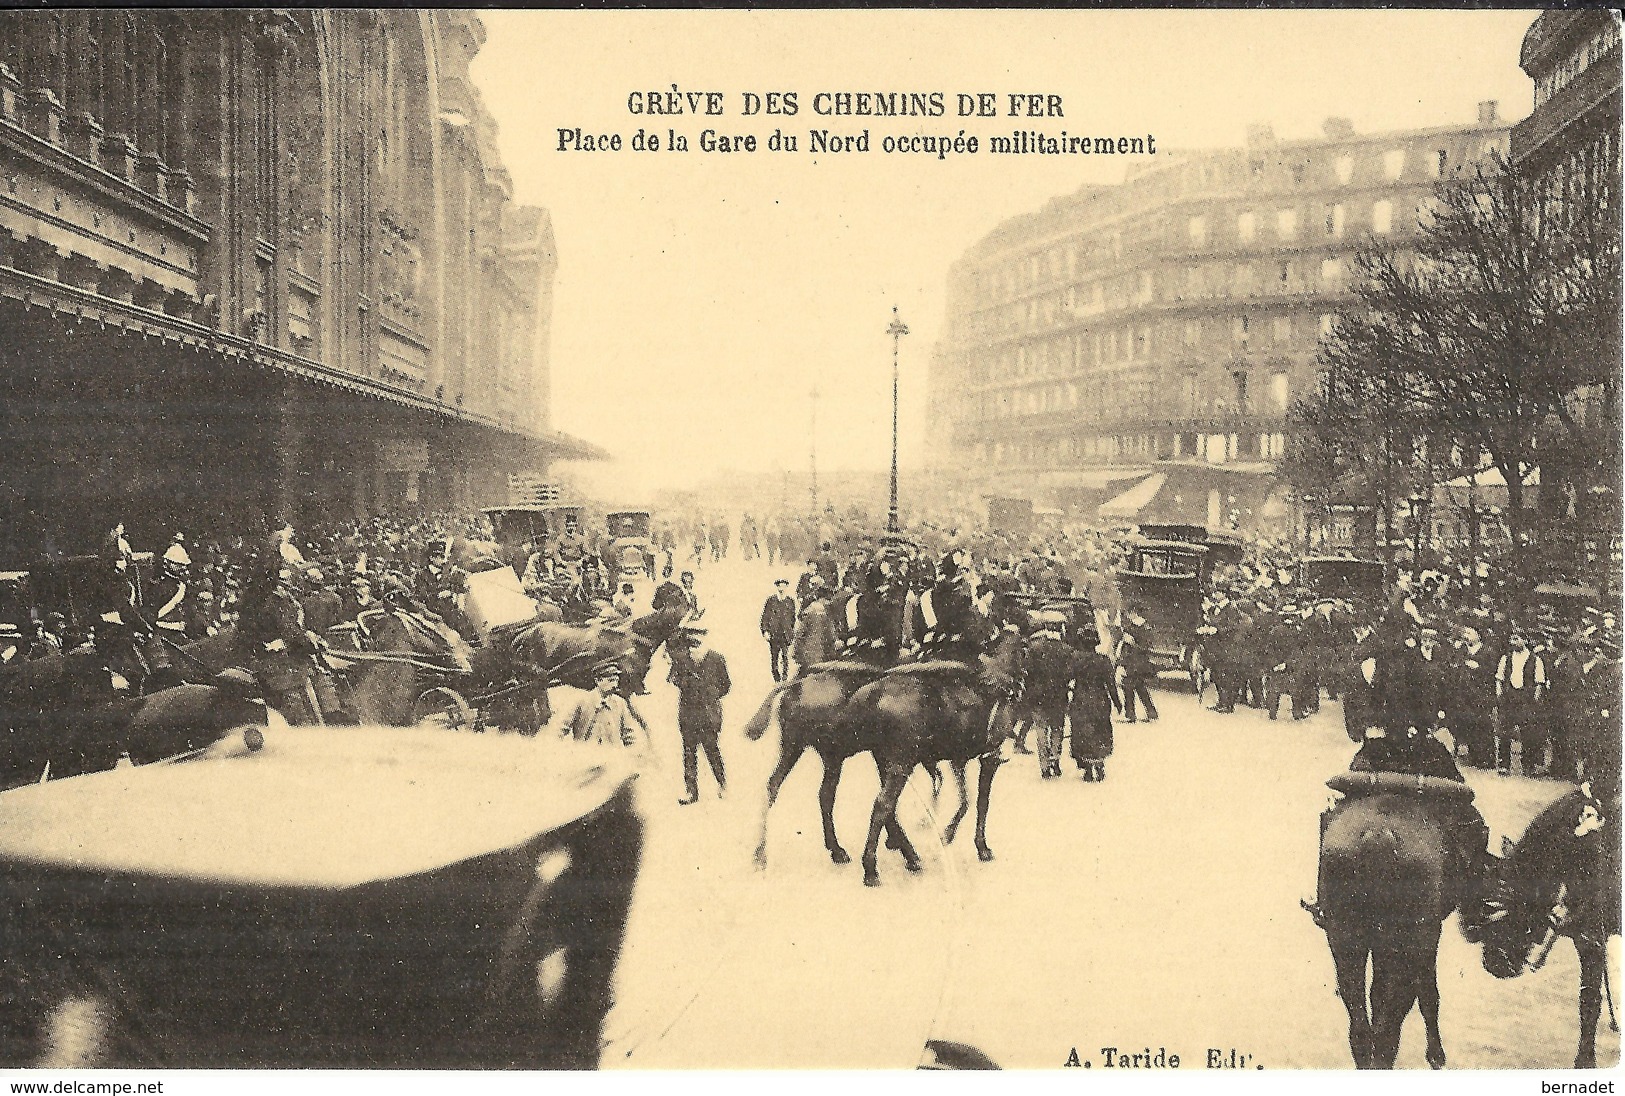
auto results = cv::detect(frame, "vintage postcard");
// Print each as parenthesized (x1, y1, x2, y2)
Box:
(0, 5, 1617, 1086)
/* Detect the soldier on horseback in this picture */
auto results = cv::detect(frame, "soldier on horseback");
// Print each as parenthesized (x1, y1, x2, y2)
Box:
(92, 520, 148, 691)
(238, 524, 340, 724)
(913, 551, 984, 665)
(842, 560, 907, 667)
(1303, 615, 1491, 930)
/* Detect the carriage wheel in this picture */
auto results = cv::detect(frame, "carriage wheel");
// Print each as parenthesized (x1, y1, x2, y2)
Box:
(412, 687, 473, 731)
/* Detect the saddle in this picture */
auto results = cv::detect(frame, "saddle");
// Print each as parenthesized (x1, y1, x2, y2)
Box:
(1326, 770, 1476, 805)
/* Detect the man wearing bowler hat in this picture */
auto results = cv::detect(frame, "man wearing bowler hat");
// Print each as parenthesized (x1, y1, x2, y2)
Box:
(760, 578, 797, 682)
(669, 621, 730, 804)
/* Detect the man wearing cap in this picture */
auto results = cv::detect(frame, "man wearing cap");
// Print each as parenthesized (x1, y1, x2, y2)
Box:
(1114, 611, 1159, 723)
(1449, 625, 1497, 767)
(1024, 612, 1079, 778)
(563, 662, 651, 750)
(668, 623, 730, 804)
(760, 578, 797, 682)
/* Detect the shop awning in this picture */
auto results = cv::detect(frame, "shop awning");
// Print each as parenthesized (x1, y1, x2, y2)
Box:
(1099, 473, 1166, 519)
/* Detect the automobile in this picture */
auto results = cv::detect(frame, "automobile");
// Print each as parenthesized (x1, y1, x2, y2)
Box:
(0, 726, 645, 1068)
(480, 505, 585, 573)
(1111, 537, 1208, 677)
(606, 510, 655, 580)
(1296, 555, 1387, 601)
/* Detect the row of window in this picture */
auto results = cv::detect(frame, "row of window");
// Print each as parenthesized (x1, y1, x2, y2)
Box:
(970, 137, 1507, 301)
(969, 429, 1291, 468)
(956, 365, 1295, 424)
(1190, 196, 1407, 247)
(964, 309, 1338, 385)
(1534, 19, 1621, 109)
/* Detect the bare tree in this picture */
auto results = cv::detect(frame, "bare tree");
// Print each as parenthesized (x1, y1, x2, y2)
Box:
(1291, 151, 1621, 568)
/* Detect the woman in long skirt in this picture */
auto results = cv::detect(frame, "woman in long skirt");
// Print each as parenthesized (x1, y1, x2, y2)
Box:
(1068, 628, 1120, 781)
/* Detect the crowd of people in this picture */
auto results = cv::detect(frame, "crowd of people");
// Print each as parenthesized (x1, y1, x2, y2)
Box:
(0, 498, 1617, 809)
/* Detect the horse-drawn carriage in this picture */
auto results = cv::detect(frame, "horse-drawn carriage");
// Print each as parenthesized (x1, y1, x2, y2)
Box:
(481, 504, 585, 575)
(606, 510, 656, 602)
(0, 726, 646, 1067)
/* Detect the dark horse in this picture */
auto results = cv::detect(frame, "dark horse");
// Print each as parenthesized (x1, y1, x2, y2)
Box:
(475, 605, 690, 731)
(744, 660, 913, 869)
(839, 629, 1026, 888)
(1462, 788, 1622, 1068)
(160, 615, 468, 727)
(1313, 776, 1482, 1068)
(0, 682, 270, 790)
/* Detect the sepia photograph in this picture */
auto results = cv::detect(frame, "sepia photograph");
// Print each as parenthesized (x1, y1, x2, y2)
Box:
(0, 4, 1618, 1080)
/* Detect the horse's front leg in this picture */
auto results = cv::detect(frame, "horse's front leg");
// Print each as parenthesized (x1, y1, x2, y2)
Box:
(862, 764, 910, 887)
(973, 753, 1001, 863)
(942, 759, 970, 845)
(817, 751, 850, 864)
(1576, 935, 1606, 1069)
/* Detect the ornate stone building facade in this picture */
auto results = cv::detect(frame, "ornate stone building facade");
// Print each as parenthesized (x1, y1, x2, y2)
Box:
(926, 106, 1509, 525)
(0, 11, 595, 554)
(1512, 10, 1622, 590)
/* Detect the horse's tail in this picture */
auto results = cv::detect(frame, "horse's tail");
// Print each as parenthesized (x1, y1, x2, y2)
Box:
(744, 683, 790, 741)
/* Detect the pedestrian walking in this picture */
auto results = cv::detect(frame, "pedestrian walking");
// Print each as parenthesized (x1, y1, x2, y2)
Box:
(792, 586, 839, 674)
(1115, 613, 1159, 723)
(1069, 628, 1119, 781)
(562, 662, 653, 753)
(1023, 615, 1077, 778)
(760, 577, 797, 682)
(668, 624, 729, 804)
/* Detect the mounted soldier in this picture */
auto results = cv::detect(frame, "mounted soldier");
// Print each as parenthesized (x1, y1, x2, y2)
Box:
(238, 525, 337, 724)
(841, 560, 906, 667)
(149, 536, 193, 643)
(1303, 615, 1491, 930)
(913, 551, 985, 665)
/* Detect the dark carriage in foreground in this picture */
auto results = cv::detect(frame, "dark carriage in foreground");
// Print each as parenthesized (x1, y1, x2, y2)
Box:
(0, 727, 643, 1068)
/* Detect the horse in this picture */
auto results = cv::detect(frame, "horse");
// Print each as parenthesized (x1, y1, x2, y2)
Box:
(165, 614, 468, 727)
(325, 608, 472, 727)
(1461, 788, 1622, 1068)
(0, 682, 270, 790)
(1312, 781, 1482, 1069)
(477, 605, 689, 731)
(840, 628, 1027, 887)
(744, 660, 913, 869)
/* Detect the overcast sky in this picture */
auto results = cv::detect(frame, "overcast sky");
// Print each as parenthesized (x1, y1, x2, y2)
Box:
(469, 9, 1537, 499)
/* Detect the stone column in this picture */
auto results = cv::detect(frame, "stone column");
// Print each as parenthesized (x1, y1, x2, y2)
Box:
(62, 110, 103, 162)
(26, 87, 63, 144)
(273, 382, 309, 525)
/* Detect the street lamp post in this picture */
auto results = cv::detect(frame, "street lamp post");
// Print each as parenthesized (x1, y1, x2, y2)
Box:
(886, 306, 909, 534)
(809, 385, 820, 516)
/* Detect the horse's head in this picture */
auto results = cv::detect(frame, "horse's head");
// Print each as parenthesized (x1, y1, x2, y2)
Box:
(629, 605, 690, 652)
(359, 609, 473, 673)
(977, 626, 1028, 696)
(1462, 790, 1599, 979)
